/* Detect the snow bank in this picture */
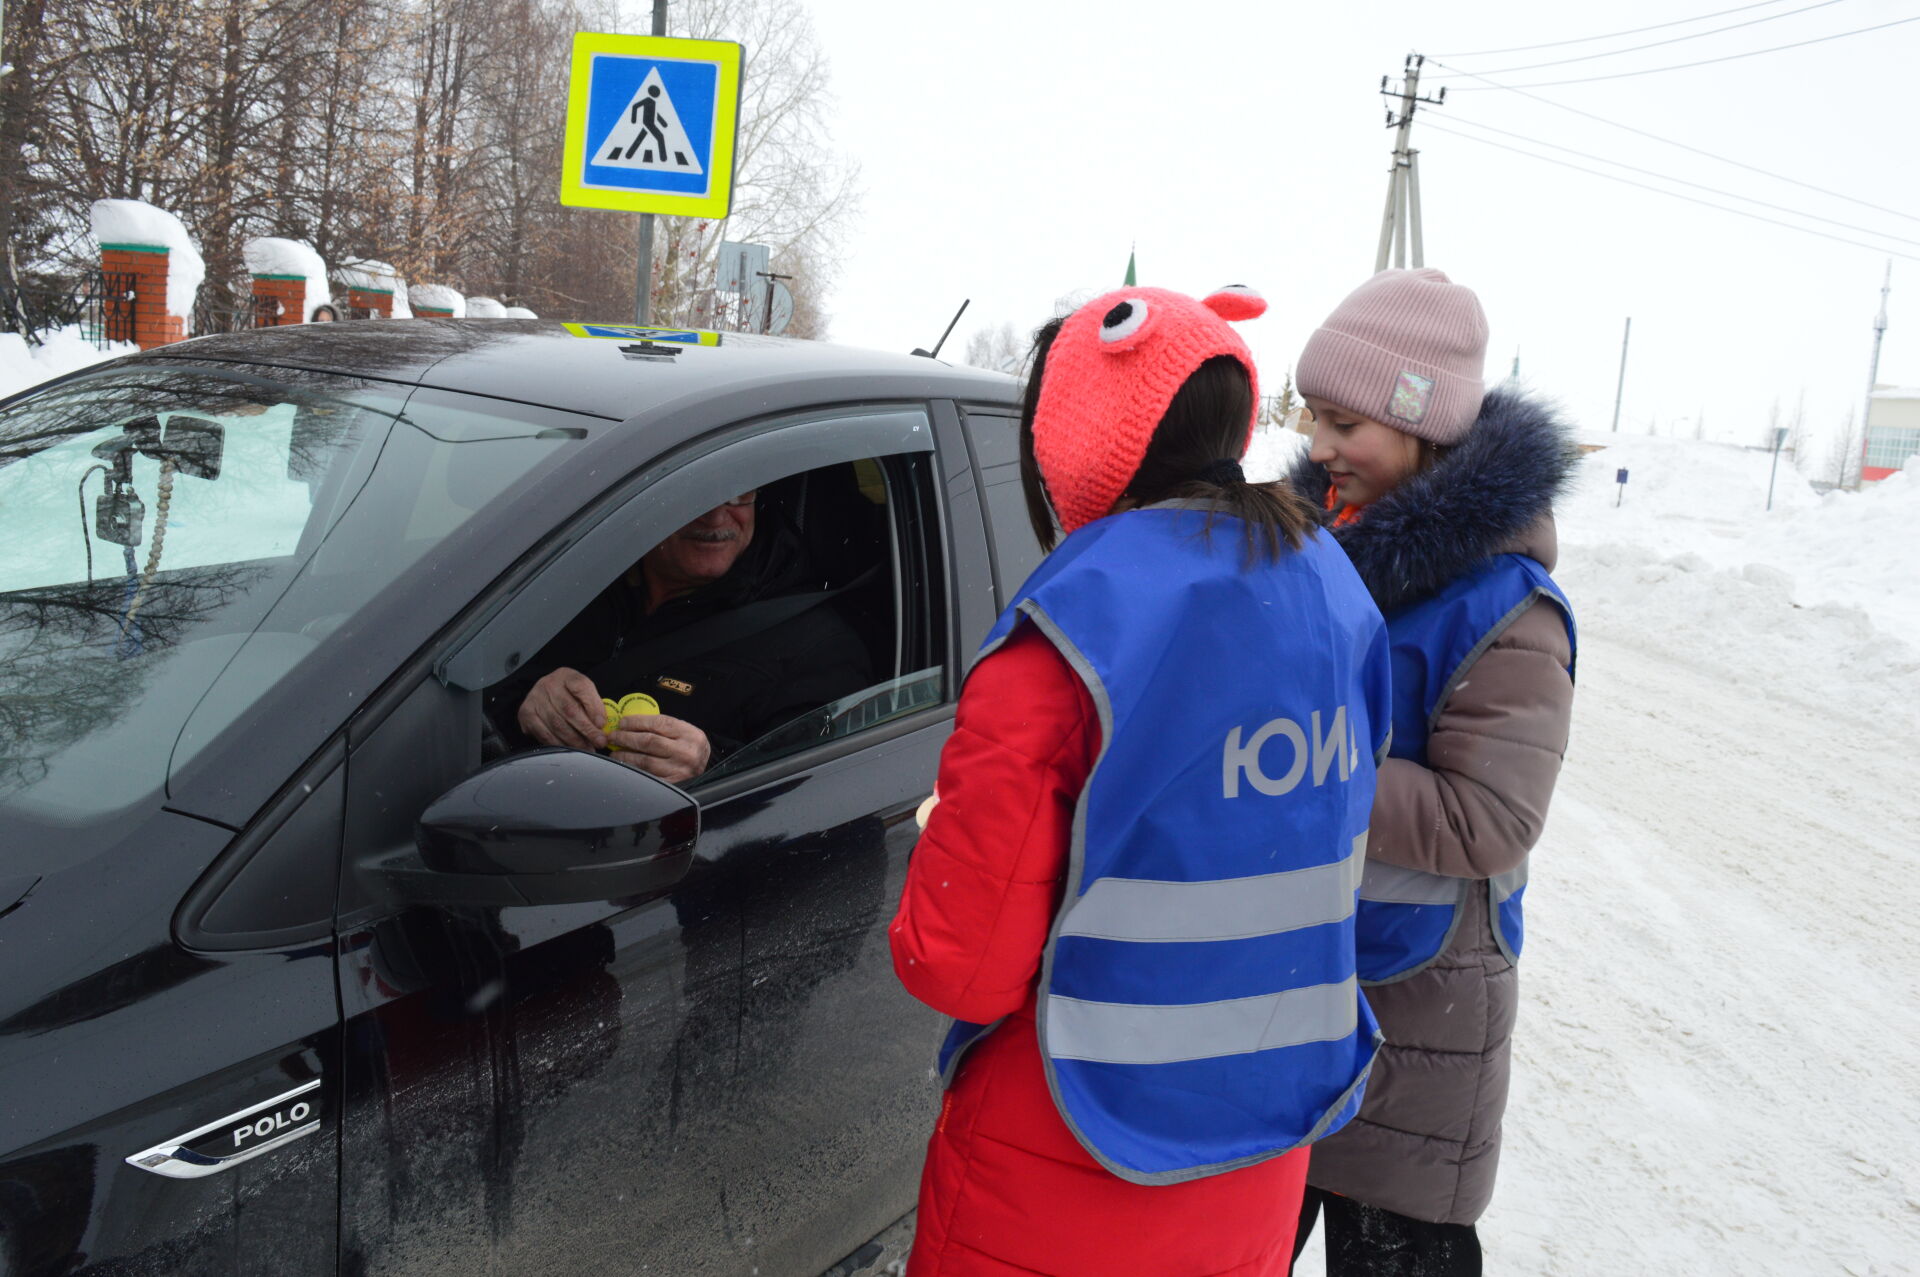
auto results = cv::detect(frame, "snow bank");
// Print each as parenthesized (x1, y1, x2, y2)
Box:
(243, 236, 329, 321)
(503, 305, 538, 319)
(0, 327, 137, 401)
(408, 283, 466, 317)
(1566, 433, 1918, 647)
(89, 199, 204, 320)
(464, 296, 507, 318)
(335, 258, 412, 318)
(1242, 421, 1309, 482)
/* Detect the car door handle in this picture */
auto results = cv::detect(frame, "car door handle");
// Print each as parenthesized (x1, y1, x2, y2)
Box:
(125, 1079, 322, 1179)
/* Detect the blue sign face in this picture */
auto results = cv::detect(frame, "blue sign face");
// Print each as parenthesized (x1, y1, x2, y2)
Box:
(1617, 467, 1630, 484)
(580, 54, 719, 198)
(576, 323, 702, 342)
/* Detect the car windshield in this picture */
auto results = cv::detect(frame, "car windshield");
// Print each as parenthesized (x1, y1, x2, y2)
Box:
(0, 365, 577, 859)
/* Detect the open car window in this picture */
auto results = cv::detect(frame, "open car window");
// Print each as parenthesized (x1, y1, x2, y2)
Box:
(482, 447, 948, 789)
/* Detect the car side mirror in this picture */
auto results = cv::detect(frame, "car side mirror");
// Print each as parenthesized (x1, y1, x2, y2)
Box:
(387, 749, 699, 907)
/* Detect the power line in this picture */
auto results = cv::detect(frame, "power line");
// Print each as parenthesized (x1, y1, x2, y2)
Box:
(1442, 114, 1920, 248)
(1429, 58, 1920, 224)
(1442, 13, 1920, 90)
(1428, 0, 1799, 58)
(1420, 120, 1920, 263)
(1430, 0, 1856, 79)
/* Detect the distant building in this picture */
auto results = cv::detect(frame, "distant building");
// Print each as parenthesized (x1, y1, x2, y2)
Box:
(1864, 386, 1920, 482)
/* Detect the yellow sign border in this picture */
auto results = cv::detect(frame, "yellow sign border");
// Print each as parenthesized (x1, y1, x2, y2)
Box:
(560, 32, 743, 218)
(561, 322, 722, 346)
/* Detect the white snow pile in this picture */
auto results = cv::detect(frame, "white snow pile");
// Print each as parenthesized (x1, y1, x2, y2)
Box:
(503, 305, 538, 319)
(1243, 421, 1309, 481)
(335, 258, 412, 318)
(408, 283, 465, 317)
(464, 296, 507, 318)
(89, 199, 204, 320)
(242, 236, 329, 321)
(0, 327, 136, 402)
(1564, 432, 1920, 653)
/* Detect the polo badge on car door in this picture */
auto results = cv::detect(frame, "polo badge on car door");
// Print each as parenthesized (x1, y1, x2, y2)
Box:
(124, 1079, 321, 1179)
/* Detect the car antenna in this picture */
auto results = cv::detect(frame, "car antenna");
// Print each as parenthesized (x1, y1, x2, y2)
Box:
(912, 299, 969, 360)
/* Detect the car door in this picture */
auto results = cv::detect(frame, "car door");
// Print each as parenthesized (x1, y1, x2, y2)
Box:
(332, 403, 961, 1275)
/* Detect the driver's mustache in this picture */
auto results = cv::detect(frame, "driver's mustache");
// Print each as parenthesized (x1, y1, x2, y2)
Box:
(681, 528, 740, 544)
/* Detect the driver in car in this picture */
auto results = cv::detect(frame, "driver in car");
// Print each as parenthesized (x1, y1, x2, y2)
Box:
(490, 487, 874, 784)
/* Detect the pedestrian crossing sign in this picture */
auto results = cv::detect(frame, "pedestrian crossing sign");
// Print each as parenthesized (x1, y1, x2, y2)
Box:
(561, 32, 743, 217)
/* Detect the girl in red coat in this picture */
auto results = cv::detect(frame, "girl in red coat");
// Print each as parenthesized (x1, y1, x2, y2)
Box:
(891, 286, 1396, 1277)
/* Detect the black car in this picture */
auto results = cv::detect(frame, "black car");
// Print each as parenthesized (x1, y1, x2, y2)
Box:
(0, 319, 1041, 1275)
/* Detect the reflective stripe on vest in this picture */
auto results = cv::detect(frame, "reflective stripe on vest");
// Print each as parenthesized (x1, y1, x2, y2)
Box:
(936, 505, 1393, 1186)
(1355, 555, 1574, 984)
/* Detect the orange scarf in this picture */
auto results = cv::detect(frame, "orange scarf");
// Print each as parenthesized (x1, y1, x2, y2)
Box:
(1325, 485, 1364, 527)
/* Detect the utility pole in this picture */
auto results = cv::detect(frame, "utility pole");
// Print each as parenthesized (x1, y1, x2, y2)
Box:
(634, 0, 668, 324)
(1610, 317, 1632, 432)
(1853, 260, 1891, 489)
(1375, 54, 1446, 273)
(756, 270, 792, 335)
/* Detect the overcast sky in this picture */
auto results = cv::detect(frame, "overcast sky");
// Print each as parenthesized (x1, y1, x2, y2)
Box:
(797, 0, 1918, 462)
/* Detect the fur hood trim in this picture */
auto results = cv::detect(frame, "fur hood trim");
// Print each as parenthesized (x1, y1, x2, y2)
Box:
(1286, 386, 1580, 613)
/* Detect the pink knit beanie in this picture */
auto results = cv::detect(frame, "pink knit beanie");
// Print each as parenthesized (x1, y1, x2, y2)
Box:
(1033, 285, 1267, 535)
(1296, 268, 1488, 444)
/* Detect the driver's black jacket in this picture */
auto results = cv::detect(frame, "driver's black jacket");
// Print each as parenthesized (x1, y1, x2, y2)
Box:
(488, 518, 874, 761)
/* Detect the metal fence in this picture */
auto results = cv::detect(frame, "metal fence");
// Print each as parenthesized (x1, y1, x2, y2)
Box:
(0, 269, 137, 348)
(189, 285, 278, 337)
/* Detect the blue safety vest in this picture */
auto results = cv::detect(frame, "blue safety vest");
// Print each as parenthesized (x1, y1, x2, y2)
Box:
(1354, 554, 1576, 984)
(936, 504, 1393, 1185)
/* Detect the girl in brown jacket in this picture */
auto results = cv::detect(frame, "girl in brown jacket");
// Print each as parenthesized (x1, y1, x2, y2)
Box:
(1285, 269, 1579, 1276)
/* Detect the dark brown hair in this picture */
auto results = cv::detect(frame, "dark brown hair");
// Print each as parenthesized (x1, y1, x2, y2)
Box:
(1017, 317, 1320, 564)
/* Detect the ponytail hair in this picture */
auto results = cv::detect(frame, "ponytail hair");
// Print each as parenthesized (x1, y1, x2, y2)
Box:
(1017, 323, 1317, 564)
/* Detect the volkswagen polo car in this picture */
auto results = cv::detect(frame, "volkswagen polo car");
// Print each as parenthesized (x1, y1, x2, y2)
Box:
(0, 319, 1042, 1275)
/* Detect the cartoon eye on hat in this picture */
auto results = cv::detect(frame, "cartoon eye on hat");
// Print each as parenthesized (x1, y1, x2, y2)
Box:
(1098, 298, 1151, 345)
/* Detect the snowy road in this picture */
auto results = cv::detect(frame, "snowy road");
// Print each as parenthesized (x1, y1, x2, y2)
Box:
(1478, 541, 1920, 1277)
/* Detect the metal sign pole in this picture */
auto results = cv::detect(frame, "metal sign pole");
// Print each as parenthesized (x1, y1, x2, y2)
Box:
(1766, 426, 1789, 511)
(633, 0, 669, 324)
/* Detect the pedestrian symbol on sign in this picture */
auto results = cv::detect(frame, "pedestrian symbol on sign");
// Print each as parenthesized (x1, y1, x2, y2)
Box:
(561, 32, 742, 218)
(597, 68, 703, 174)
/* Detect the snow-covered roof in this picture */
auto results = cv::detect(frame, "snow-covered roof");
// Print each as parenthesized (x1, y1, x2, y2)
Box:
(503, 306, 538, 319)
(1869, 386, 1920, 400)
(90, 199, 204, 320)
(465, 296, 507, 319)
(335, 258, 412, 317)
(408, 283, 465, 316)
(243, 237, 329, 319)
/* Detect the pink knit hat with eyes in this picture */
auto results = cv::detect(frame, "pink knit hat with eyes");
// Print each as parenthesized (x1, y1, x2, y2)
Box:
(1032, 285, 1267, 535)
(1296, 268, 1489, 444)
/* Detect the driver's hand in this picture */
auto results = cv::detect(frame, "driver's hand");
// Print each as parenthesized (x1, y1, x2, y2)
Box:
(518, 667, 607, 751)
(608, 713, 711, 784)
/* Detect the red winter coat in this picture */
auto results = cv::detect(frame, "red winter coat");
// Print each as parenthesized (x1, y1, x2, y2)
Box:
(890, 626, 1308, 1277)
